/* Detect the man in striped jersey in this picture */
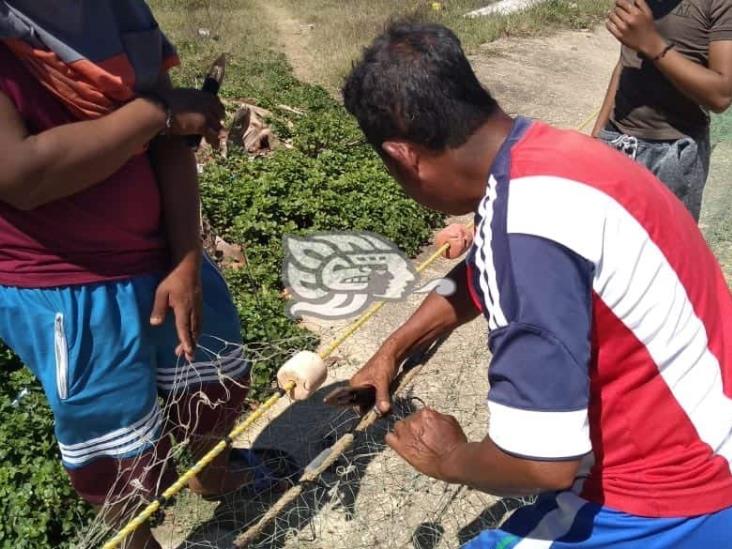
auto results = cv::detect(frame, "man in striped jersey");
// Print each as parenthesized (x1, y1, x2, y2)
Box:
(342, 22, 732, 548)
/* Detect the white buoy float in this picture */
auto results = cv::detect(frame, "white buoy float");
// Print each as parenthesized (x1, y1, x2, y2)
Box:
(276, 351, 328, 401)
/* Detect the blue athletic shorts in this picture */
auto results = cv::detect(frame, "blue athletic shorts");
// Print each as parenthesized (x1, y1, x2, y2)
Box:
(464, 492, 732, 548)
(0, 255, 249, 483)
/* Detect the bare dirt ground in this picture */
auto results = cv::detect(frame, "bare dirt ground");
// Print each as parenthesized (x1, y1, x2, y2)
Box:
(259, 1, 319, 85)
(470, 28, 618, 128)
(701, 140, 732, 284)
(158, 20, 730, 549)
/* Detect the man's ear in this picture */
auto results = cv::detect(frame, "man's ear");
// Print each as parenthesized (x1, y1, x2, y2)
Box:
(382, 141, 419, 177)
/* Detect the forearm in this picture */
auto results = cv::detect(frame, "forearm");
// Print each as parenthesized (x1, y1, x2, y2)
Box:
(441, 437, 578, 496)
(633, 33, 732, 113)
(150, 136, 202, 269)
(654, 48, 732, 113)
(4, 98, 166, 209)
(591, 61, 621, 137)
(380, 261, 479, 362)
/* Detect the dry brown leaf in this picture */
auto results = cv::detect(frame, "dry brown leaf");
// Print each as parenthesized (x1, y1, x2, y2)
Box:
(214, 236, 246, 270)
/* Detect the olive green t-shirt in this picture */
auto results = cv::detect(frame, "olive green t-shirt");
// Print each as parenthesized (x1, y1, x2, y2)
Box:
(611, 0, 732, 140)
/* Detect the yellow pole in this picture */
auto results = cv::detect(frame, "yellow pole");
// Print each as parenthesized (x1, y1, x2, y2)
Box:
(102, 382, 292, 549)
(576, 107, 601, 133)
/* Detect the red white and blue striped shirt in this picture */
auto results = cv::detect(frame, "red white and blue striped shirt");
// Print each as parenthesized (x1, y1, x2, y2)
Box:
(467, 117, 732, 518)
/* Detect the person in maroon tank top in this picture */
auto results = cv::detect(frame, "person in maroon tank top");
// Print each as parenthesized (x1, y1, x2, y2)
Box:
(0, 3, 295, 548)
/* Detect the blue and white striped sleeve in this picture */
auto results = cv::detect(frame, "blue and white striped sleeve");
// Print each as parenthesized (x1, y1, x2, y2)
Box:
(487, 233, 594, 461)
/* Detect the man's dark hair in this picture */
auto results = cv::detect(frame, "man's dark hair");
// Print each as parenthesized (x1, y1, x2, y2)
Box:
(343, 22, 498, 151)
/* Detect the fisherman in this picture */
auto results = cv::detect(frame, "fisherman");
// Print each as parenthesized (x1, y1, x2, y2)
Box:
(343, 22, 732, 548)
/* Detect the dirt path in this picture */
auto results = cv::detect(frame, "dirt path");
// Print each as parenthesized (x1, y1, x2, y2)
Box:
(258, 1, 319, 84)
(470, 28, 618, 129)
(160, 25, 730, 549)
(701, 140, 732, 284)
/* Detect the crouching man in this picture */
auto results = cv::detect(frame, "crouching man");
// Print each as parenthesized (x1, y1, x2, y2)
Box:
(342, 23, 732, 548)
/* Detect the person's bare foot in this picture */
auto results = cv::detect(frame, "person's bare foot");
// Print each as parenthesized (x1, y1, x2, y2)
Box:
(188, 463, 257, 498)
(188, 447, 296, 499)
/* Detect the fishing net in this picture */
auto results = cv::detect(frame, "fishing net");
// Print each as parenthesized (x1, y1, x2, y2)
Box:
(72, 306, 530, 548)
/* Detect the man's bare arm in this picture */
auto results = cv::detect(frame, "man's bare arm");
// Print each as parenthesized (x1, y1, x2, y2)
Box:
(0, 86, 224, 211)
(148, 135, 203, 359)
(653, 40, 732, 113)
(387, 408, 581, 496)
(381, 262, 477, 361)
(150, 74, 205, 268)
(0, 92, 167, 210)
(149, 136, 201, 266)
(442, 436, 581, 496)
(592, 59, 622, 137)
(349, 261, 480, 413)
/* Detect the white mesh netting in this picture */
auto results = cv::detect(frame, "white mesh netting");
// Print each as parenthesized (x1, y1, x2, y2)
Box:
(75, 313, 532, 548)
